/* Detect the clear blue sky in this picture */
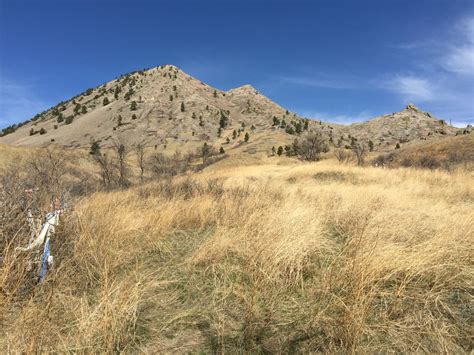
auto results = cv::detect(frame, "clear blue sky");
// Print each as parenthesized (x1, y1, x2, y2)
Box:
(1, 0, 473, 128)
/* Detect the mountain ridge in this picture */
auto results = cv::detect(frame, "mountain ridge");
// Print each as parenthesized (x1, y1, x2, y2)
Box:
(0, 65, 463, 153)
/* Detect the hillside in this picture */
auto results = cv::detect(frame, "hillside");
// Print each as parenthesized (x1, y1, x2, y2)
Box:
(0, 65, 313, 153)
(373, 133, 474, 169)
(0, 66, 462, 154)
(341, 104, 459, 150)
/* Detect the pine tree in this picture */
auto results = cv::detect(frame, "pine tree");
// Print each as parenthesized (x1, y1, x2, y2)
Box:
(285, 126, 295, 135)
(295, 122, 302, 134)
(39, 128, 47, 135)
(219, 146, 225, 154)
(181, 102, 185, 112)
(213, 90, 217, 98)
(219, 111, 228, 128)
(368, 140, 374, 152)
(244, 132, 250, 142)
(277, 146, 283, 156)
(131, 101, 137, 110)
(232, 130, 237, 139)
(103, 97, 109, 106)
(90, 141, 101, 155)
(201, 142, 211, 163)
(81, 105, 87, 114)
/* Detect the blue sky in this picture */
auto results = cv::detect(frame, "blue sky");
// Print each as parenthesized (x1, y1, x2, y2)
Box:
(1, 0, 473, 128)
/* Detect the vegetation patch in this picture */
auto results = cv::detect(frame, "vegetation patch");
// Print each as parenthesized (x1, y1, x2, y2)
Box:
(313, 171, 353, 183)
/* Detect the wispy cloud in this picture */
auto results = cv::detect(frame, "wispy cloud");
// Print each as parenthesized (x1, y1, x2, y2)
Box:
(279, 73, 359, 90)
(298, 110, 374, 124)
(0, 78, 51, 129)
(387, 75, 434, 101)
(385, 16, 474, 125)
(441, 17, 474, 75)
(279, 17, 473, 126)
(390, 40, 440, 51)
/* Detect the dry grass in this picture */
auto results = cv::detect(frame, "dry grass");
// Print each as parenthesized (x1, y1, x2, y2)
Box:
(375, 134, 474, 170)
(1, 158, 473, 352)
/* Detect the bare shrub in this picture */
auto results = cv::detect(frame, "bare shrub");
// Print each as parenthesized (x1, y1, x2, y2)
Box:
(135, 143, 145, 183)
(418, 155, 441, 170)
(148, 151, 191, 179)
(113, 141, 129, 188)
(295, 130, 329, 161)
(373, 153, 394, 167)
(352, 142, 367, 166)
(334, 148, 351, 164)
(93, 151, 115, 187)
(197, 142, 216, 164)
(194, 153, 228, 172)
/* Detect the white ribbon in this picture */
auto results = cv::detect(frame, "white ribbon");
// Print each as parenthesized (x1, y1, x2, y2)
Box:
(16, 211, 60, 251)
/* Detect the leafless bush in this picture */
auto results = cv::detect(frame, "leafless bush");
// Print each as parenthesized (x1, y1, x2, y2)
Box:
(148, 152, 192, 178)
(197, 143, 216, 164)
(373, 153, 394, 167)
(334, 148, 351, 164)
(0, 149, 77, 310)
(113, 140, 130, 188)
(93, 151, 114, 187)
(352, 142, 368, 166)
(295, 130, 329, 161)
(400, 157, 414, 167)
(207, 178, 225, 198)
(91, 141, 130, 188)
(195, 153, 228, 172)
(419, 155, 441, 170)
(135, 143, 146, 183)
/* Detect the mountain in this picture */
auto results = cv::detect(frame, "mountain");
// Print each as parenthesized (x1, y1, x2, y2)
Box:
(0, 65, 462, 153)
(340, 104, 458, 149)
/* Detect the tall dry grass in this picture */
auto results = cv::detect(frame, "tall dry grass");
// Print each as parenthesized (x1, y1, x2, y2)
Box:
(1, 159, 473, 352)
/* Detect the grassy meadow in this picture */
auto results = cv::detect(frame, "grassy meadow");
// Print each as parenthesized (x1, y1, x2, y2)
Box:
(1, 153, 473, 353)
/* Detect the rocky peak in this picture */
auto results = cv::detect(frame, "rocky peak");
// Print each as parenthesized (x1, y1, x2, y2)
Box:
(405, 103, 422, 113)
(227, 84, 260, 96)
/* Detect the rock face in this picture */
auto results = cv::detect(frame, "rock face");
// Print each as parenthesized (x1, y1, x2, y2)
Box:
(0, 65, 459, 153)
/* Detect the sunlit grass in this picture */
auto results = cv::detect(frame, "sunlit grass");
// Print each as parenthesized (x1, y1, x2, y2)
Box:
(2, 158, 473, 352)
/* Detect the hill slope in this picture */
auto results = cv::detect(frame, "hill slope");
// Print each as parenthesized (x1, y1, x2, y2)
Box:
(0, 66, 314, 152)
(342, 104, 458, 150)
(0, 66, 461, 153)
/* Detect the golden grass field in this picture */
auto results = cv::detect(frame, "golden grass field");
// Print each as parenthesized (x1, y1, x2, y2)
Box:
(1, 153, 473, 352)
